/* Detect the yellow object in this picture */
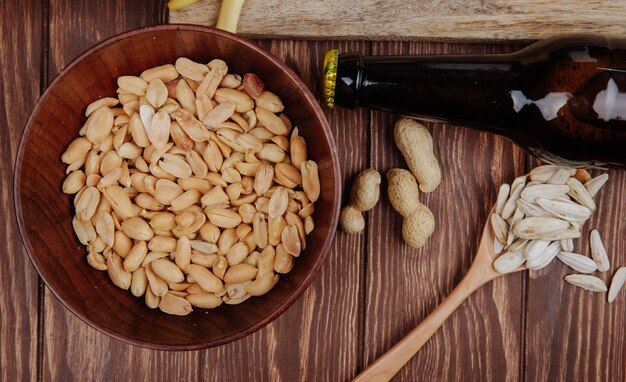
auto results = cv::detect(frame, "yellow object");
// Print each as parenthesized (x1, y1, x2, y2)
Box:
(216, 0, 246, 33)
(167, 0, 200, 11)
(322, 49, 339, 108)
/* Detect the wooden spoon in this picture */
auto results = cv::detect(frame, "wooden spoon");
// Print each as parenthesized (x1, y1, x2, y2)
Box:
(353, 211, 526, 382)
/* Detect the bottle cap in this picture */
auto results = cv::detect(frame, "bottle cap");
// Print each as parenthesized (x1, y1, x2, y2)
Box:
(322, 49, 339, 108)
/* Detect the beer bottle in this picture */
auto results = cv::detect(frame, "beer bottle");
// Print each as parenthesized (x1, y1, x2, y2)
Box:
(322, 35, 626, 166)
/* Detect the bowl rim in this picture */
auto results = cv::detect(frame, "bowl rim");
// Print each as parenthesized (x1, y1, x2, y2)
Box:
(14, 24, 341, 350)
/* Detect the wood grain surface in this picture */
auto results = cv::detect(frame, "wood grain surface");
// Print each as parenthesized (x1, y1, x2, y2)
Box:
(169, 0, 626, 41)
(2, 0, 626, 381)
(0, 2, 44, 381)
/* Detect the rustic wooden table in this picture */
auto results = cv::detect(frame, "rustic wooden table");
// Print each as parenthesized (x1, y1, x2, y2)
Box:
(2, 1, 625, 381)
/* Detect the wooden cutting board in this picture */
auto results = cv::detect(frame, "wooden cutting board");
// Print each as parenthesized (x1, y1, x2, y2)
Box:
(169, 0, 626, 41)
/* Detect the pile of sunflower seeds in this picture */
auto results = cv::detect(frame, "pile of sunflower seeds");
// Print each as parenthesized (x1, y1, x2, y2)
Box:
(491, 165, 625, 303)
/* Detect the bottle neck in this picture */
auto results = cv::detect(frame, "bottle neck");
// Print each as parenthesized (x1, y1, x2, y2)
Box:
(334, 52, 525, 132)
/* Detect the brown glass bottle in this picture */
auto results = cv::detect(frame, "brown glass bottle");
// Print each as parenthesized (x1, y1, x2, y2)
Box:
(322, 35, 626, 166)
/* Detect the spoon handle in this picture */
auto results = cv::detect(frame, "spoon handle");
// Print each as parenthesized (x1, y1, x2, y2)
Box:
(352, 260, 497, 382)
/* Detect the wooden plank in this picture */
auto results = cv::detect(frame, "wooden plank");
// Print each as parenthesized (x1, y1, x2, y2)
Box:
(41, 2, 199, 381)
(200, 39, 370, 381)
(361, 41, 528, 381)
(0, 1, 44, 381)
(170, 0, 626, 41)
(524, 167, 626, 381)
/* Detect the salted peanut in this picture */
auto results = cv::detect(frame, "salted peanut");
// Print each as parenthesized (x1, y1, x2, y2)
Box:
(217, 228, 238, 255)
(268, 187, 289, 218)
(200, 186, 229, 208)
(62, 137, 92, 164)
(113, 113, 129, 127)
(285, 212, 306, 250)
(151, 258, 184, 283)
(128, 113, 150, 148)
(216, 129, 244, 152)
(145, 79, 168, 108)
(85, 97, 119, 117)
(233, 163, 259, 179)
(86, 252, 107, 271)
(188, 264, 224, 293)
(240, 176, 254, 194)
(253, 212, 269, 249)
(73, 214, 96, 245)
(258, 143, 285, 163)
(148, 212, 176, 233)
(100, 150, 122, 176)
(255, 91, 284, 113)
(83, 150, 101, 176)
(232, 194, 258, 207)
(123, 100, 140, 116)
(170, 190, 201, 212)
(275, 163, 302, 188)
(118, 75, 148, 96)
(102, 185, 134, 219)
(93, 211, 115, 246)
(106, 253, 132, 290)
(226, 183, 243, 201)
(174, 236, 191, 272)
(220, 73, 242, 88)
(185, 150, 208, 178)
(203, 101, 237, 129)
(242, 73, 264, 98)
(124, 241, 148, 272)
(83, 106, 115, 145)
(158, 153, 192, 179)
(304, 216, 314, 235)
(121, 217, 153, 241)
(63, 170, 86, 194)
(117, 141, 142, 160)
(75, 187, 100, 221)
(133, 193, 162, 211)
(255, 197, 270, 215)
(166, 123, 192, 152)
(174, 110, 211, 142)
(237, 203, 256, 224)
(158, 292, 193, 316)
(253, 163, 274, 196)
(226, 242, 249, 266)
(168, 281, 192, 292)
(271, 135, 289, 152)
(236, 223, 252, 240)
(145, 287, 160, 309)
(186, 293, 222, 309)
(245, 251, 261, 267)
(230, 112, 250, 133)
(130, 267, 148, 297)
(148, 235, 177, 253)
(202, 140, 224, 172)
(256, 107, 289, 135)
(301, 160, 320, 202)
(196, 62, 227, 99)
(147, 110, 170, 150)
(175, 57, 209, 81)
(268, 216, 287, 246)
(199, 222, 221, 243)
(190, 240, 218, 254)
(140, 64, 178, 83)
(298, 203, 315, 219)
(87, 237, 107, 254)
(175, 78, 197, 115)
(289, 127, 308, 169)
(213, 88, 254, 113)
(175, 211, 195, 230)
(244, 272, 279, 296)
(249, 127, 273, 142)
(224, 263, 258, 284)
(274, 244, 294, 274)
(177, 177, 211, 194)
(154, 179, 183, 205)
(206, 207, 241, 228)
(212, 256, 229, 280)
(112, 231, 132, 258)
(145, 263, 169, 296)
(236, 133, 263, 153)
(118, 92, 138, 105)
(281, 225, 301, 256)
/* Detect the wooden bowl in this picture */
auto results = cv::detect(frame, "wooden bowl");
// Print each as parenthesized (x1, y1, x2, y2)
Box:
(14, 25, 340, 350)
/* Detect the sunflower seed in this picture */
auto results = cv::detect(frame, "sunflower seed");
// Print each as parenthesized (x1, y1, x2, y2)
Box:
(608, 267, 626, 303)
(561, 238, 574, 252)
(490, 213, 509, 245)
(515, 198, 551, 218)
(512, 217, 574, 240)
(520, 184, 569, 203)
(493, 251, 526, 274)
(535, 197, 592, 222)
(584, 173, 609, 198)
(565, 274, 607, 293)
(527, 241, 560, 270)
(547, 168, 573, 184)
(566, 177, 596, 211)
(590, 229, 610, 272)
(557, 251, 598, 273)
(502, 178, 525, 220)
(495, 183, 510, 215)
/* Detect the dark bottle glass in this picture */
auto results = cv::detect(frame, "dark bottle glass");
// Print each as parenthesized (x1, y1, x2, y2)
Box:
(322, 35, 626, 166)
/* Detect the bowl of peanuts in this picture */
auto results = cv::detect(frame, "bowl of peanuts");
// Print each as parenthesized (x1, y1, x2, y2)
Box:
(15, 24, 341, 349)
